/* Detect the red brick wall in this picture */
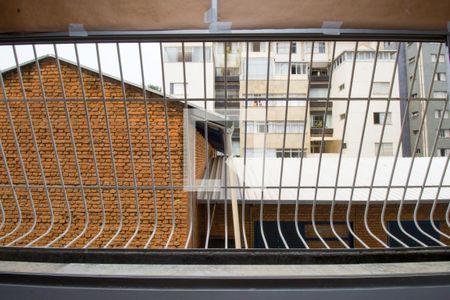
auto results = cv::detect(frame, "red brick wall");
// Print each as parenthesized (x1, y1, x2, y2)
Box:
(201, 203, 450, 248)
(0, 57, 189, 248)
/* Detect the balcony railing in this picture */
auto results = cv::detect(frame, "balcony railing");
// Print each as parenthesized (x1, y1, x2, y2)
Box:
(310, 101, 333, 108)
(310, 127, 334, 137)
(309, 74, 330, 82)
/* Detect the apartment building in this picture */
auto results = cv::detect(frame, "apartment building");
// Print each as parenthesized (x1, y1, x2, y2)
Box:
(331, 42, 402, 157)
(239, 41, 336, 158)
(406, 42, 450, 157)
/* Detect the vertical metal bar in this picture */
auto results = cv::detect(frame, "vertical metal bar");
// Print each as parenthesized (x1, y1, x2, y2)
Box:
(30, 45, 72, 248)
(202, 42, 211, 249)
(51, 44, 89, 248)
(294, 42, 313, 249)
(399, 43, 444, 246)
(138, 43, 159, 249)
(11, 44, 56, 247)
(311, 40, 331, 249)
(309, 41, 337, 249)
(0, 185, 5, 233)
(223, 41, 229, 249)
(276, 41, 293, 249)
(346, 42, 382, 249)
(429, 151, 450, 239)
(365, 43, 402, 249)
(159, 43, 177, 249)
(72, 44, 106, 249)
(333, 42, 366, 248)
(326, 42, 351, 249)
(115, 43, 141, 248)
(259, 41, 272, 249)
(0, 138, 22, 242)
(183, 42, 195, 248)
(241, 41, 250, 249)
(204, 155, 219, 248)
(414, 75, 447, 245)
(381, 42, 424, 248)
(0, 47, 37, 246)
(430, 38, 450, 240)
(95, 43, 124, 249)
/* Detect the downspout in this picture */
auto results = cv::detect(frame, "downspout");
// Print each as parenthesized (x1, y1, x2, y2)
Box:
(398, 42, 412, 157)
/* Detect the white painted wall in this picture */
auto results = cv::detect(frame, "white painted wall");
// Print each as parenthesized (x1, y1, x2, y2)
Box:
(331, 55, 402, 157)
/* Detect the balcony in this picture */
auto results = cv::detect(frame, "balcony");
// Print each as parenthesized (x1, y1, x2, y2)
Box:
(310, 127, 334, 137)
(309, 74, 330, 82)
(310, 101, 333, 109)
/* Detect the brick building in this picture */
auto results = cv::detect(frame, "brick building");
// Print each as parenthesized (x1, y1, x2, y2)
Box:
(0, 55, 215, 248)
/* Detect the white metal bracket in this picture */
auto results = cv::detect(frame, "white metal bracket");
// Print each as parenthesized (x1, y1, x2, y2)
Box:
(204, 0, 232, 32)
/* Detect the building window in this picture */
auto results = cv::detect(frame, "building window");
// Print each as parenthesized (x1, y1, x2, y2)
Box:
(435, 72, 447, 81)
(408, 56, 415, 64)
(372, 82, 390, 95)
(310, 87, 328, 98)
(169, 82, 186, 97)
(435, 110, 449, 119)
(305, 42, 326, 54)
(291, 63, 308, 75)
(378, 52, 396, 60)
(251, 42, 266, 52)
(338, 83, 345, 91)
(357, 52, 376, 60)
(164, 46, 211, 62)
(439, 148, 450, 156)
(431, 54, 445, 63)
(310, 141, 321, 153)
(413, 130, 419, 135)
(433, 91, 448, 99)
(245, 121, 304, 134)
(373, 112, 392, 125)
(275, 148, 304, 158)
(276, 42, 297, 54)
(275, 62, 308, 76)
(311, 113, 332, 128)
(317, 42, 326, 53)
(339, 113, 346, 120)
(388, 221, 440, 247)
(439, 129, 450, 138)
(411, 111, 419, 118)
(375, 142, 393, 156)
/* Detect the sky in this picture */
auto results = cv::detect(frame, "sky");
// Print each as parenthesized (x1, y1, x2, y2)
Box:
(0, 43, 164, 89)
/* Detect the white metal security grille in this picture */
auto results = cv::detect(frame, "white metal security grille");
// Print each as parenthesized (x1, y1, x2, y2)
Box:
(0, 38, 449, 250)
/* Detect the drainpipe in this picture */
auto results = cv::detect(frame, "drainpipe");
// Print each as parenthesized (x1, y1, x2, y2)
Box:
(225, 125, 242, 248)
(398, 42, 412, 157)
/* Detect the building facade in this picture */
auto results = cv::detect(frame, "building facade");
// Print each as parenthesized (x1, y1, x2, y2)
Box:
(406, 42, 450, 157)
